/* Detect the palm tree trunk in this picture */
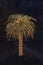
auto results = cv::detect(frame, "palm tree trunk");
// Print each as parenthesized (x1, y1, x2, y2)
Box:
(18, 33, 23, 56)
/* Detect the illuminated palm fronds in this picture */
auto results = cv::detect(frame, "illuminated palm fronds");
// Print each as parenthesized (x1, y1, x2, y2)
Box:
(6, 14, 36, 39)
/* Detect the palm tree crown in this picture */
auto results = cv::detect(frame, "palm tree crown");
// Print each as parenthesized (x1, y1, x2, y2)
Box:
(6, 14, 36, 39)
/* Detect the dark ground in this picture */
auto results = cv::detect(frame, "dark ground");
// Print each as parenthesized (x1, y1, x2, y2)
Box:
(0, 44, 43, 65)
(1, 55, 43, 65)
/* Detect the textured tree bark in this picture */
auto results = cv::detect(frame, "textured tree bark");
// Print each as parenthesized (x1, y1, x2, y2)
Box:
(18, 33, 23, 56)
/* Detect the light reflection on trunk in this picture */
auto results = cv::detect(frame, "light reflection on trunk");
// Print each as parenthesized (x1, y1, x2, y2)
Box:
(18, 33, 23, 56)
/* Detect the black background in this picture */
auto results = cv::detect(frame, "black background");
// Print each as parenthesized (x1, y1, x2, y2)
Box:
(0, 0, 43, 65)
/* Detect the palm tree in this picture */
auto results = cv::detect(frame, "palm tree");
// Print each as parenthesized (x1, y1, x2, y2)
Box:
(6, 14, 36, 56)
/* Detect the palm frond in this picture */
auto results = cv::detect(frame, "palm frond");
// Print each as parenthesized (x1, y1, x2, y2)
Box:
(6, 14, 36, 39)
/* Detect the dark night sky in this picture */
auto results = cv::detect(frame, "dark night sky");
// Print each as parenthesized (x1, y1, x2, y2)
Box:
(0, 0, 43, 61)
(0, 0, 43, 45)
